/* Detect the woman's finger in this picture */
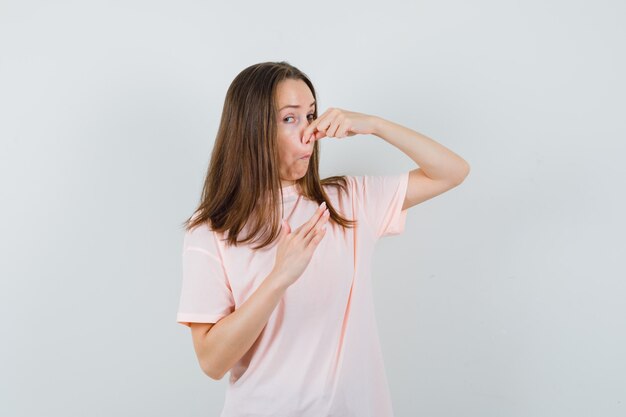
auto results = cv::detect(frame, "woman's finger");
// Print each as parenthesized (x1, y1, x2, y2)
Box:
(303, 208, 329, 241)
(319, 116, 335, 137)
(295, 203, 327, 235)
(306, 226, 327, 248)
(337, 122, 352, 138)
(304, 223, 324, 246)
(302, 109, 326, 142)
(327, 114, 344, 137)
(312, 130, 327, 141)
(303, 108, 334, 141)
(306, 129, 326, 143)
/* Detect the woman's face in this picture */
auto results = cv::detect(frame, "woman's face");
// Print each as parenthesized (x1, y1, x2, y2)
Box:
(275, 78, 316, 187)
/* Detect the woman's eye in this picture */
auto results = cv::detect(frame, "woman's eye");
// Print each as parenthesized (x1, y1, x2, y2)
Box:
(283, 114, 315, 123)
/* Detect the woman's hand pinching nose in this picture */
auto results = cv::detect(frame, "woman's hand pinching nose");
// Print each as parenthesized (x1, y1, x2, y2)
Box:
(301, 107, 377, 143)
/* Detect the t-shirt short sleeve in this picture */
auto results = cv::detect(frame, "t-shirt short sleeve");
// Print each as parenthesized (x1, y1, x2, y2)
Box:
(176, 226, 235, 328)
(351, 171, 410, 239)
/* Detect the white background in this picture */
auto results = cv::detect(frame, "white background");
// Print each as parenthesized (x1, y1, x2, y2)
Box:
(1, 0, 624, 416)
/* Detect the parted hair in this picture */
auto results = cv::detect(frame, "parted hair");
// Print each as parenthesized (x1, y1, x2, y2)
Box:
(181, 61, 356, 249)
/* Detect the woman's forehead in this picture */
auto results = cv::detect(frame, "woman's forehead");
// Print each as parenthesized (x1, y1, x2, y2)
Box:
(277, 80, 314, 109)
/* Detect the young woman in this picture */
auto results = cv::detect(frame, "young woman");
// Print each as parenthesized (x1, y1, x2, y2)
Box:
(176, 61, 470, 416)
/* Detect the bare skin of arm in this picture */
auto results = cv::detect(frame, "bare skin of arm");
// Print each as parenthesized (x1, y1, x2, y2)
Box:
(190, 271, 289, 380)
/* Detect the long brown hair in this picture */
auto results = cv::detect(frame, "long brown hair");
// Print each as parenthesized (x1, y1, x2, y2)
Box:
(181, 61, 356, 249)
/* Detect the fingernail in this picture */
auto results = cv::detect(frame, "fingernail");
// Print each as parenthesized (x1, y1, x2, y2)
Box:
(320, 201, 326, 209)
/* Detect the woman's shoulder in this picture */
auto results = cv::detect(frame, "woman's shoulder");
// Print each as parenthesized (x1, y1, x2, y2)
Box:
(183, 212, 223, 253)
(321, 175, 356, 194)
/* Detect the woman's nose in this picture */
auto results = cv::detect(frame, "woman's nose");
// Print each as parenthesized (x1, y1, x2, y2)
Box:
(300, 129, 309, 144)
(301, 130, 313, 144)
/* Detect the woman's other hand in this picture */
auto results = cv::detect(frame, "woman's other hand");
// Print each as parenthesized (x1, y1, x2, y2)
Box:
(270, 201, 330, 288)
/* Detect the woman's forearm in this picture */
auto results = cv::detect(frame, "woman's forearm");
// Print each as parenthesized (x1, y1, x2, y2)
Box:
(199, 270, 289, 379)
(371, 116, 469, 183)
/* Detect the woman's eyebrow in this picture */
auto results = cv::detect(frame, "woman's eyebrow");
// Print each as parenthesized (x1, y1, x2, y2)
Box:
(279, 101, 316, 111)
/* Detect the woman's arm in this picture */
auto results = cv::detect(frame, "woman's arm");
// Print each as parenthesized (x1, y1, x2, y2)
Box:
(371, 116, 470, 210)
(193, 204, 329, 380)
(192, 270, 289, 380)
(371, 117, 469, 183)
(302, 109, 470, 210)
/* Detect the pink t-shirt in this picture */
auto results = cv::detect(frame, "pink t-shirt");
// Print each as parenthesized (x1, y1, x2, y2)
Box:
(177, 172, 410, 417)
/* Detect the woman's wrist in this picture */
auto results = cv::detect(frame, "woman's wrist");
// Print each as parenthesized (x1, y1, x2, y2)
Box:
(370, 115, 388, 137)
(266, 269, 291, 292)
